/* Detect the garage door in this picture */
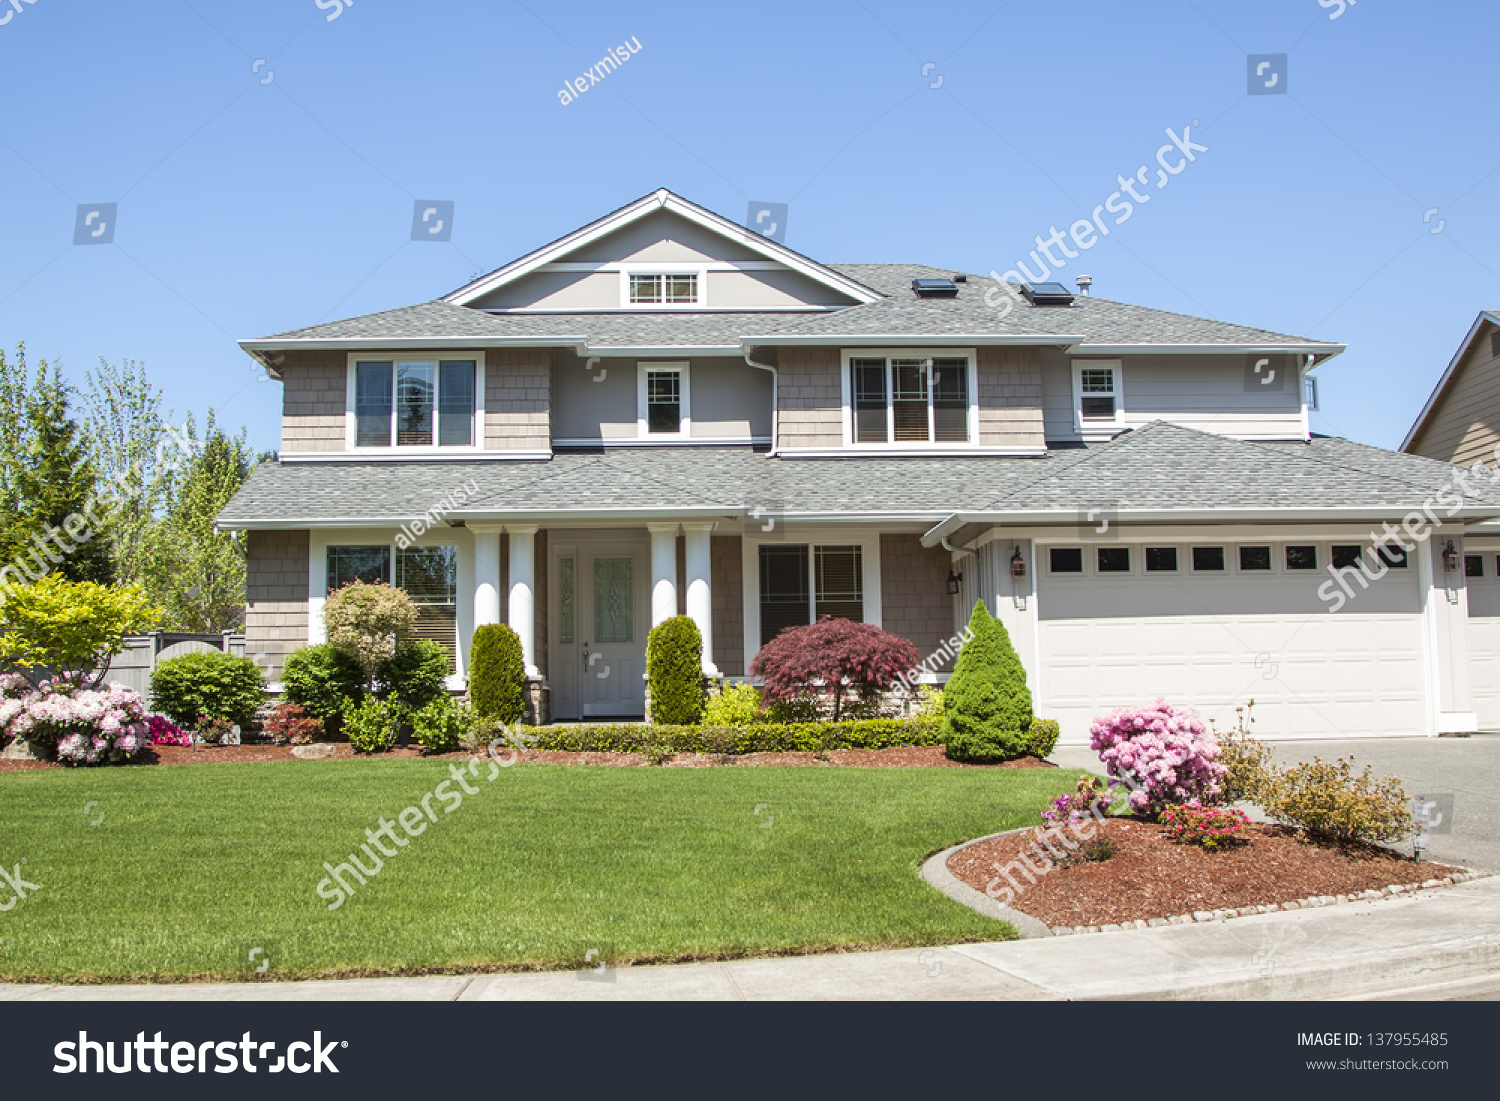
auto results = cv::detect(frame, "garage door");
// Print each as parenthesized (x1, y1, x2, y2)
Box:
(1465, 553, 1500, 730)
(1036, 541, 1427, 743)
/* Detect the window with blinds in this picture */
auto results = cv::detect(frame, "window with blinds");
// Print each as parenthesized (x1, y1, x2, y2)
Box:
(397, 546, 459, 670)
(352, 359, 476, 448)
(849, 356, 969, 444)
(758, 544, 863, 647)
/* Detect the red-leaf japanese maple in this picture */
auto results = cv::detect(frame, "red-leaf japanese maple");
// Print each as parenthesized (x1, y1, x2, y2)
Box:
(750, 617, 919, 721)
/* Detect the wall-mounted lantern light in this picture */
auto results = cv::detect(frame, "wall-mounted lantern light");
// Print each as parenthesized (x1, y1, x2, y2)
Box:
(946, 569, 962, 595)
(1010, 547, 1027, 580)
(1443, 541, 1460, 573)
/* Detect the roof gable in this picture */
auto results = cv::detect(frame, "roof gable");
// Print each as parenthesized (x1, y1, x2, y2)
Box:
(1403, 311, 1500, 453)
(443, 189, 880, 311)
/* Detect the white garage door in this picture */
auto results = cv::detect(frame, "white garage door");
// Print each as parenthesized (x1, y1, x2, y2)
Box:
(1036, 541, 1427, 743)
(1464, 554, 1500, 730)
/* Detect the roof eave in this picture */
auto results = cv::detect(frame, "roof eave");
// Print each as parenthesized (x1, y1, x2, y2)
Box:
(1401, 311, 1500, 452)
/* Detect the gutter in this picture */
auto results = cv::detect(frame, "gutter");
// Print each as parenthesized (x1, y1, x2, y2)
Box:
(920, 505, 1500, 547)
(739, 333, 1086, 347)
(219, 507, 952, 533)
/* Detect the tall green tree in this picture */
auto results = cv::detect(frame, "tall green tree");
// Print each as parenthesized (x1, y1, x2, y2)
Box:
(82, 356, 170, 586)
(141, 413, 256, 632)
(0, 359, 112, 585)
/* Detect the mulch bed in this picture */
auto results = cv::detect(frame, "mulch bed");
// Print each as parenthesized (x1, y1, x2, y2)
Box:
(0, 743, 1056, 771)
(946, 818, 1462, 929)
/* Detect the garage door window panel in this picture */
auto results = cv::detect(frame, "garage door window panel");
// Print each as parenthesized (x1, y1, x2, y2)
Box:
(1097, 547, 1131, 574)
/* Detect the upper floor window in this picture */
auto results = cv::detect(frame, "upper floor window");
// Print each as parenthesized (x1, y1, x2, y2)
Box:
(628, 273, 699, 305)
(354, 358, 476, 448)
(845, 352, 975, 447)
(1072, 359, 1124, 437)
(636, 361, 691, 439)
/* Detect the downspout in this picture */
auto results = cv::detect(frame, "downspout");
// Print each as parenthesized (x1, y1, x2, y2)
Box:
(744, 347, 779, 457)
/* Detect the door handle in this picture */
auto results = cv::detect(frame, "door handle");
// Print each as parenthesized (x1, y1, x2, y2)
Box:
(582, 644, 590, 669)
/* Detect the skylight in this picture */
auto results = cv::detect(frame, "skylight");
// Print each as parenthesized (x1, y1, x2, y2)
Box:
(1021, 282, 1075, 306)
(912, 278, 958, 298)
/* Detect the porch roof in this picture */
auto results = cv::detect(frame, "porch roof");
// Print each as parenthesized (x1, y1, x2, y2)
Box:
(218, 422, 1500, 531)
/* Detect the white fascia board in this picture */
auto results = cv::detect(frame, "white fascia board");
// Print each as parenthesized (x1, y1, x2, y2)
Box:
(741, 334, 1086, 347)
(278, 450, 552, 464)
(238, 336, 586, 353)
(1401, 311, 1500, 451)
(584, 345, 742, 356)
(920, 505, 1500, 547)
(1068, 343, 1347, 359)
(442, 189, 881, 307)
(777, 447, 1047, 459)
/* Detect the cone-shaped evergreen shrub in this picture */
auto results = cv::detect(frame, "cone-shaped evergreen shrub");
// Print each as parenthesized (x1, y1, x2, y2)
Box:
(942, 599, 1034, 762)
(469, 624, 525, 724)
(646, 615, 705, 725)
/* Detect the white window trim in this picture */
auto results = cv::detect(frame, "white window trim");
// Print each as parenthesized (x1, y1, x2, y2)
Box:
(1071, 358, 1125, 439)
(637, 360, 692, 440)
(309, 528, 472, 688)
(741, 529, 883, 667)
(619, 267, 709, 309)
(345, 351, 487, 454)
(839, 348, 979, 450)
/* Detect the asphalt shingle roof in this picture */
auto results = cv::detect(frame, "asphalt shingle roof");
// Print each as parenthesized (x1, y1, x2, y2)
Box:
(219, 422, 1500, 526)
(253, 268, 1332, 350)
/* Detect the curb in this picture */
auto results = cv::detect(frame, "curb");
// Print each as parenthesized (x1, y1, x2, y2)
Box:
(919, 831, 1053, 939)
(925, 826, 1489, 938)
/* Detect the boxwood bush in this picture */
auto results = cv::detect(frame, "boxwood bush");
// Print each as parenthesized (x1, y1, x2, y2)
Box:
(469, 624, 525, 724)
(512, 717, 941, 755)
(942, 600, 1034, 762)
(342, 696, 404, 754)
(378, 639, 451, 712)
(281, 643, 367, 732)
(646, 615, 705, 725)
(149, 650, 265, 729)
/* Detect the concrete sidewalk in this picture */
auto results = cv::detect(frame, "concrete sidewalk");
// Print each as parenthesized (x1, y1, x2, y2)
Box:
(4, 877, 1496, 1002)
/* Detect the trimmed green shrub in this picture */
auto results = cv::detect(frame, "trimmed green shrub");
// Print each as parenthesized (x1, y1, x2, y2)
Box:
(1025, 718, 1060, 759)
(379, 639, 450, 712)
(410, 695, 468, 753)
(282, 644, 367, 732)
(469, 624, 525, 724)
(1259, 755, 1414, 844)
(150, 650, 265, 729)
(703, 683, 763, 726)
(915, 685, 945, 720)
(647, 615, 706, 725)
(942, 600, 1033, 763)
(518, 717, 942, 755)
(342, 696, 403, 754)
(323, 581, 416, 678)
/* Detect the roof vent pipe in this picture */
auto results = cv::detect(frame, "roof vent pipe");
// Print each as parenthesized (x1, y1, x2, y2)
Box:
(1076, 275, 1093, 296)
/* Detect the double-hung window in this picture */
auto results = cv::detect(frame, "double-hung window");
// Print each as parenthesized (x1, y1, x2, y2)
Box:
(1072, 359, 1123, 436)
(758, 544, 864, 647)
(637, 362, 690, 438)
(847, 353, 972, 445)
(354, 358, 477, 448)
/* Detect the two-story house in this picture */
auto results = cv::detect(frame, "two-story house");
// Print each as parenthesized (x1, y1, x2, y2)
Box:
(221, 189, 1500, 741)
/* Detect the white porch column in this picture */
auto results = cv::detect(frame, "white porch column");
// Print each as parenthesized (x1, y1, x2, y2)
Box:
(507, 525, 540, 677)
(472, 524, 502, 631)
(683, 523, 719, 675)
(648, 522, 679, 628)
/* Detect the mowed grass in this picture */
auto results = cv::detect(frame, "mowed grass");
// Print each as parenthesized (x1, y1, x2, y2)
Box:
(0, 760, 1079, 983)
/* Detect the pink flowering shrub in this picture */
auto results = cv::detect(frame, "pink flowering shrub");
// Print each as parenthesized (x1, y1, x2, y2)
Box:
(1159, 803, 1251, 849)
(147, 715, 193, 747)
(1089, 698, 1226, 817)
(0, 673, 150, 766)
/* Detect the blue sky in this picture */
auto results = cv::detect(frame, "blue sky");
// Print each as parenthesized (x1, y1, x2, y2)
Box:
(1, 0, 1494, 454)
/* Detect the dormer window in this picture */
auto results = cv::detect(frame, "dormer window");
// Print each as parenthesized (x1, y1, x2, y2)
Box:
(842, 350, 977, 448)
(628, 273, 699, 305)
(349, 355, 480, 450)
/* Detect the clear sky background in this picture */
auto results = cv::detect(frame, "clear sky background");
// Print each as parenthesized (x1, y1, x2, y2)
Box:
(1, 0, 1494, 455)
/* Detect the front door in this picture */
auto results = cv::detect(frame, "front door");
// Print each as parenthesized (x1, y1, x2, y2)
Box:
(550, 535, 648, 720)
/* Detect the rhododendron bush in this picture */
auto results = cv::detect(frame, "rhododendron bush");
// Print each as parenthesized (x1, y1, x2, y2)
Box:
(0, 672, 150, 765)
(1089, 698, 1225, 816)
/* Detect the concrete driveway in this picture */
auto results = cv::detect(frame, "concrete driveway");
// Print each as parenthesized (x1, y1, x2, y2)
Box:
(1053, 734, 1500, 872)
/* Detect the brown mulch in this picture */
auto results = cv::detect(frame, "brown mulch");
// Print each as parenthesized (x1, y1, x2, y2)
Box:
(946, 818, 1461, 928)
(0, 742, 1056, 771)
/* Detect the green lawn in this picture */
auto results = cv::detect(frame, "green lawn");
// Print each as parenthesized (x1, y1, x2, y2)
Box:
(0, 760, 1079, 983)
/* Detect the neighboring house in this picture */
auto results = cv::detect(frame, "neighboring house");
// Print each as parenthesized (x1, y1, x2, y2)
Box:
(1405, 310, 1500, 730)
(220, 189, 1500, 741)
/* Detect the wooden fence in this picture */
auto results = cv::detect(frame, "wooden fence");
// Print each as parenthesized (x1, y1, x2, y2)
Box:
(102, 632, 247, 709)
